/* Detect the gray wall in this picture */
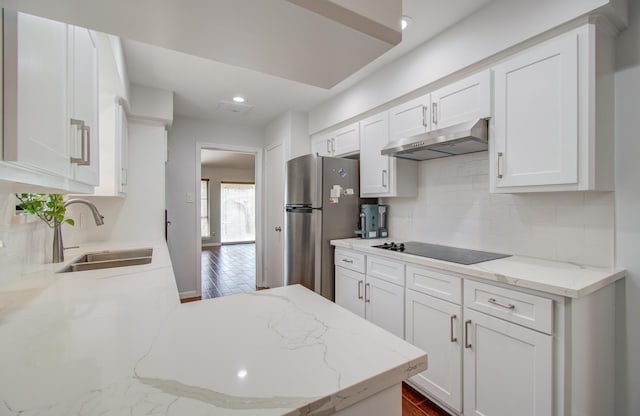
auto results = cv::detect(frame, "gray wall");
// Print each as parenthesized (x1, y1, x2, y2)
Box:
(201, 166, 255, 246)
(614, 1, 640, 415)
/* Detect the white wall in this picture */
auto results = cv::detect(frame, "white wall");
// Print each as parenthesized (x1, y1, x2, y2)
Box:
(614, 1, 640, 414)
(64, 122, 167, 245)
(309, 0, 619, 133)
(166, 116, 263, 296)
(264, 110, 310, 161)
(201, 166, 255, 246)
(383, 154, 614, 267)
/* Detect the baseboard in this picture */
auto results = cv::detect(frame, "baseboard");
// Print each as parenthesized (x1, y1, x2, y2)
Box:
(179, 290, 198, 299)
(202, 242, 221, 247)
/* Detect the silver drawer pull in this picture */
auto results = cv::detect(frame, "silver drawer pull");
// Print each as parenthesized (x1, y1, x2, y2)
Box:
(488, 297, 515, 310)
(365, 283, 371, 303)
(464, 320, 472, 349)
(450, 314, 457, 343)
(341, 259, 354, 264)
(358, 280, 363, 300)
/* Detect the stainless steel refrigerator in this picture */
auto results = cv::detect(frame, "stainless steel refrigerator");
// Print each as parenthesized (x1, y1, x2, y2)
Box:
(284, 154, 360, 301)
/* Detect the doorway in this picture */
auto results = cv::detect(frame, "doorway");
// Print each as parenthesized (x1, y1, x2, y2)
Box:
(198, 147, 260, 299)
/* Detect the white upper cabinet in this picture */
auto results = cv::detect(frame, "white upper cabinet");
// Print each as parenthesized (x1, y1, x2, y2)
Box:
(388, 71, 490, 141)
(389, 94, 430, 140)
(360, 112, 417, 197)
(431, 71, 490, 129)
(3, 11, 71, 180)
(311, 122, 359, 158)
(332, 122, 359, 156)
(69, 26, 100, 186)
(491, 24, 614, 192)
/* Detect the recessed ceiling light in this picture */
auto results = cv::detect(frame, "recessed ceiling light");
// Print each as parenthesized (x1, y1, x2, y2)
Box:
(401, 16, 413, 31)
(232, 96, 246, 103)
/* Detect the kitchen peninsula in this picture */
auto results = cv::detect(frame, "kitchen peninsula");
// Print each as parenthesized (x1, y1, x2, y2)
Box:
(0, 241, 427, 415)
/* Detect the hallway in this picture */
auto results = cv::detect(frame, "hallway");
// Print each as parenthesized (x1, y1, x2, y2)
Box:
(201, 243, 256, 299)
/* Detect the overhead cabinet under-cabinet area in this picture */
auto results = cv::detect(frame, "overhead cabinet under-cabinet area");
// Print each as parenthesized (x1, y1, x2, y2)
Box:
(490, 23, 614, 192)
(2, 11, 100, 192)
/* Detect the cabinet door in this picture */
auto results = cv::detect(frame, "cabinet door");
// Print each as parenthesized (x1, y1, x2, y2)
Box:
(492, 33, 579, 188)
(311, 134, 331, 157)
(360, 112, 390, 196)
(406, 289, 462, 412)
(335, 266, 365, 318)
(333, 122, 359, 156)
(365, 275, 404, 338)
(389, 95, 430, 140)
(431, 71, 490, 130)
(3, 12, 71, 179)
(463, 308, 552, 416)
(70, 26, 100, 185)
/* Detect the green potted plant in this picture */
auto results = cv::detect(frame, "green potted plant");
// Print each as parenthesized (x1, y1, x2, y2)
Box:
(16, 193, 75, 263)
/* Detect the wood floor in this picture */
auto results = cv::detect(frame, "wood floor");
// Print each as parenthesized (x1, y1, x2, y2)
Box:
(402, 383, 450, 415)
(201, 243, 256, 299)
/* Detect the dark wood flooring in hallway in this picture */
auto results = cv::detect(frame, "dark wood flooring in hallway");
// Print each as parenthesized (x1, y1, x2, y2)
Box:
(201, 243, 256, 299)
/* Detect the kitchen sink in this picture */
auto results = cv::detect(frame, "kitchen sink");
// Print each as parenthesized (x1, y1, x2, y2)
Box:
(58, 248, 153, 273)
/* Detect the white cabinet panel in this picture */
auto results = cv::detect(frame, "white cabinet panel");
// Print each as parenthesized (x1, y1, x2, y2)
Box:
(463, 308, 552, 416)
(335, 266, 365, 318)
(360, 112, 390, 195)
(335, 248, 366, 273)
(406, 289, 462, 412)
(333, 122, 359, 156)
(3, 12, 71, 179)
(311, 132, 332, 157)
(367, 255, 405, 286)
(70, 26, 100, 185)
(431, 71, 490, 129)
(406, 265, 462, 304)
(389, 95, 430, 140)
(493, 31, 579, 188)
(365, 275, 404, 338)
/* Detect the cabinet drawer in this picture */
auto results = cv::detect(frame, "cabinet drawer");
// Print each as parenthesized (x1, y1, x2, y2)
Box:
(335, 249, 365, 273)
(407, 265, 462, 304)
(367, 255, 405, 286)
(464, 280, 553, 334)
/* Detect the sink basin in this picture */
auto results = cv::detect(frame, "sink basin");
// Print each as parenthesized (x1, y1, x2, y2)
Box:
(58, 248, 153, 273)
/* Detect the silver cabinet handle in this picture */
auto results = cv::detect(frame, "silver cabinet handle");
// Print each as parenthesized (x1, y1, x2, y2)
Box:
(465, 320, 472, 349)
(488, 297, 515, 310)
(121, 168, 128, 186)
(326, 139, 332, 154)
(365, 283, 371, 303)
(497, 152, 504, 179)
(69, 118, 90, 165)
(331, 138, 336, 154)
(421, 106, 427, 127)
(358, 280, 363, 300)
(275, 226, 282, 232)
(382, 170, 388, 187)
(432, 102, 438, 125)
(341, 258, 354, 264)
(450, 314, 458, 342)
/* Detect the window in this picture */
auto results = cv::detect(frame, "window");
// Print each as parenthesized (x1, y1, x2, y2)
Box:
(220, 182, 255, 243)
(200, 179, 210, 237)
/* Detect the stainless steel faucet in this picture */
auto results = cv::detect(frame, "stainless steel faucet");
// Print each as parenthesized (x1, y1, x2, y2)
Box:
(53, 199, 105, 263)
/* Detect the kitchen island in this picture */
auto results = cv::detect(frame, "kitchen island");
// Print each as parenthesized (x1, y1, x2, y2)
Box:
(0, 241, 427, 415)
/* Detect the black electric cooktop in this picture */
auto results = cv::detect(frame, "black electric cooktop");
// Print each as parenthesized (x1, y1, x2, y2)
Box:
(373, 241, 511, 265)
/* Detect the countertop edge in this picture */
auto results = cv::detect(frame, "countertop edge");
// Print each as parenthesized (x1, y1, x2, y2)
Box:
(331, 239, 626, 299)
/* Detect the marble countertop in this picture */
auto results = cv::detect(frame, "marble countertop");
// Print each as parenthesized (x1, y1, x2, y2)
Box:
(331, 238, 625, 298)
(0, 241, 427, 415)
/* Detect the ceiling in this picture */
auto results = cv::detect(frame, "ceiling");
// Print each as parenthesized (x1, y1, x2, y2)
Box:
(0, 0, 493, 127)
(201, 150, 256, 170)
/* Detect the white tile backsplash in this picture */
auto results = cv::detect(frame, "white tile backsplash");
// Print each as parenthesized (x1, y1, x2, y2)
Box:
(0, 192, 51, 279)
(382, 154, 615, 267)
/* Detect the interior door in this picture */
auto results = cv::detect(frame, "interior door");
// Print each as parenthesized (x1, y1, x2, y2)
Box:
(265, 143, 284, 289)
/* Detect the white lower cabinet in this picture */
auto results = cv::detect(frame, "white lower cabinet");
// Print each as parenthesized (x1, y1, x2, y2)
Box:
(406, 289, 462, 412)
(335, 253, 405, 338)
(463, 308, 552, 416)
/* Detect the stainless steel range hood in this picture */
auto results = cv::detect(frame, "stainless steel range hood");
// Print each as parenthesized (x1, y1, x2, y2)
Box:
(381, 119, 489, 161)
